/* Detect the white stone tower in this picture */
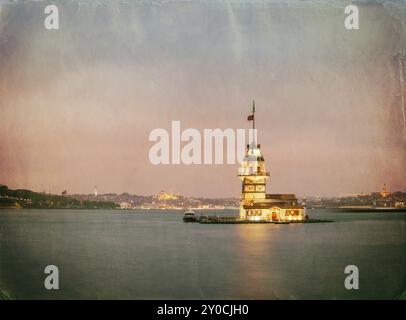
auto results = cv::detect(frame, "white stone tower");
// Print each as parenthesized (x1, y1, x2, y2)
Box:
(238, 101, 270, 219)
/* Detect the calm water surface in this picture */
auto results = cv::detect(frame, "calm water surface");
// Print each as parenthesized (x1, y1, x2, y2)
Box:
(0, 209, 405, 299)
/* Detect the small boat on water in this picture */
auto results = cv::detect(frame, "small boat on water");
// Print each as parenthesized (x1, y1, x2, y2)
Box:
(183, 210, 197, 222)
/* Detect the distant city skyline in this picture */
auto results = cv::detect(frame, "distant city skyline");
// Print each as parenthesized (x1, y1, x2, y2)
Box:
(1, 1, 406, 197)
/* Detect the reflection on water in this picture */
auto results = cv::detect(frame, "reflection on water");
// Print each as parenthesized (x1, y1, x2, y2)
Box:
(0, 209, 405, 299)
(235, 224, 279, 299)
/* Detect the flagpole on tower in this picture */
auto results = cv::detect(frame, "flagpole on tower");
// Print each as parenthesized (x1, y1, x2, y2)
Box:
(247, 100, 256, 147)
(253, 99, 256, 146)
(252, 99, 255, 130)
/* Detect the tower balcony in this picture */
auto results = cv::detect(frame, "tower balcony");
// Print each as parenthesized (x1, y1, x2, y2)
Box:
(238, 168, 270, 176)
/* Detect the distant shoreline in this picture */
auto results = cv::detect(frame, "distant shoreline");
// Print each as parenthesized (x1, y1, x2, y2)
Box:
(2, 207, 406, 213)
(0, 184, 239, 210)
(0, 207, 239, 211)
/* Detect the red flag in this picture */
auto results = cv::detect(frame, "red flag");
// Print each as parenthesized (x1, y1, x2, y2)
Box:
(247, 114, 254, 121)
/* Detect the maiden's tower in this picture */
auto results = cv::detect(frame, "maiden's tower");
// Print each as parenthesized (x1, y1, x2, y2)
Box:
(238, 101, 307, 222)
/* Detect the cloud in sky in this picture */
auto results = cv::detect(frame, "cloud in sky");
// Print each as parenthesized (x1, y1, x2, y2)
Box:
(0, 0, 405, 197)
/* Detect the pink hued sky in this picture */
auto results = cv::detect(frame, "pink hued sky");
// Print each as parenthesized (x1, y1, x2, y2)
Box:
(0, 1, 405, 197)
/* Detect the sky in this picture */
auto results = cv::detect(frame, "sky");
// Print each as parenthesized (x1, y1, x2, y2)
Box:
(0, 0, 406, 197)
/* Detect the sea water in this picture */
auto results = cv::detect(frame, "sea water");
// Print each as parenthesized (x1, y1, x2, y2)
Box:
(0, 209, 405, 299)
